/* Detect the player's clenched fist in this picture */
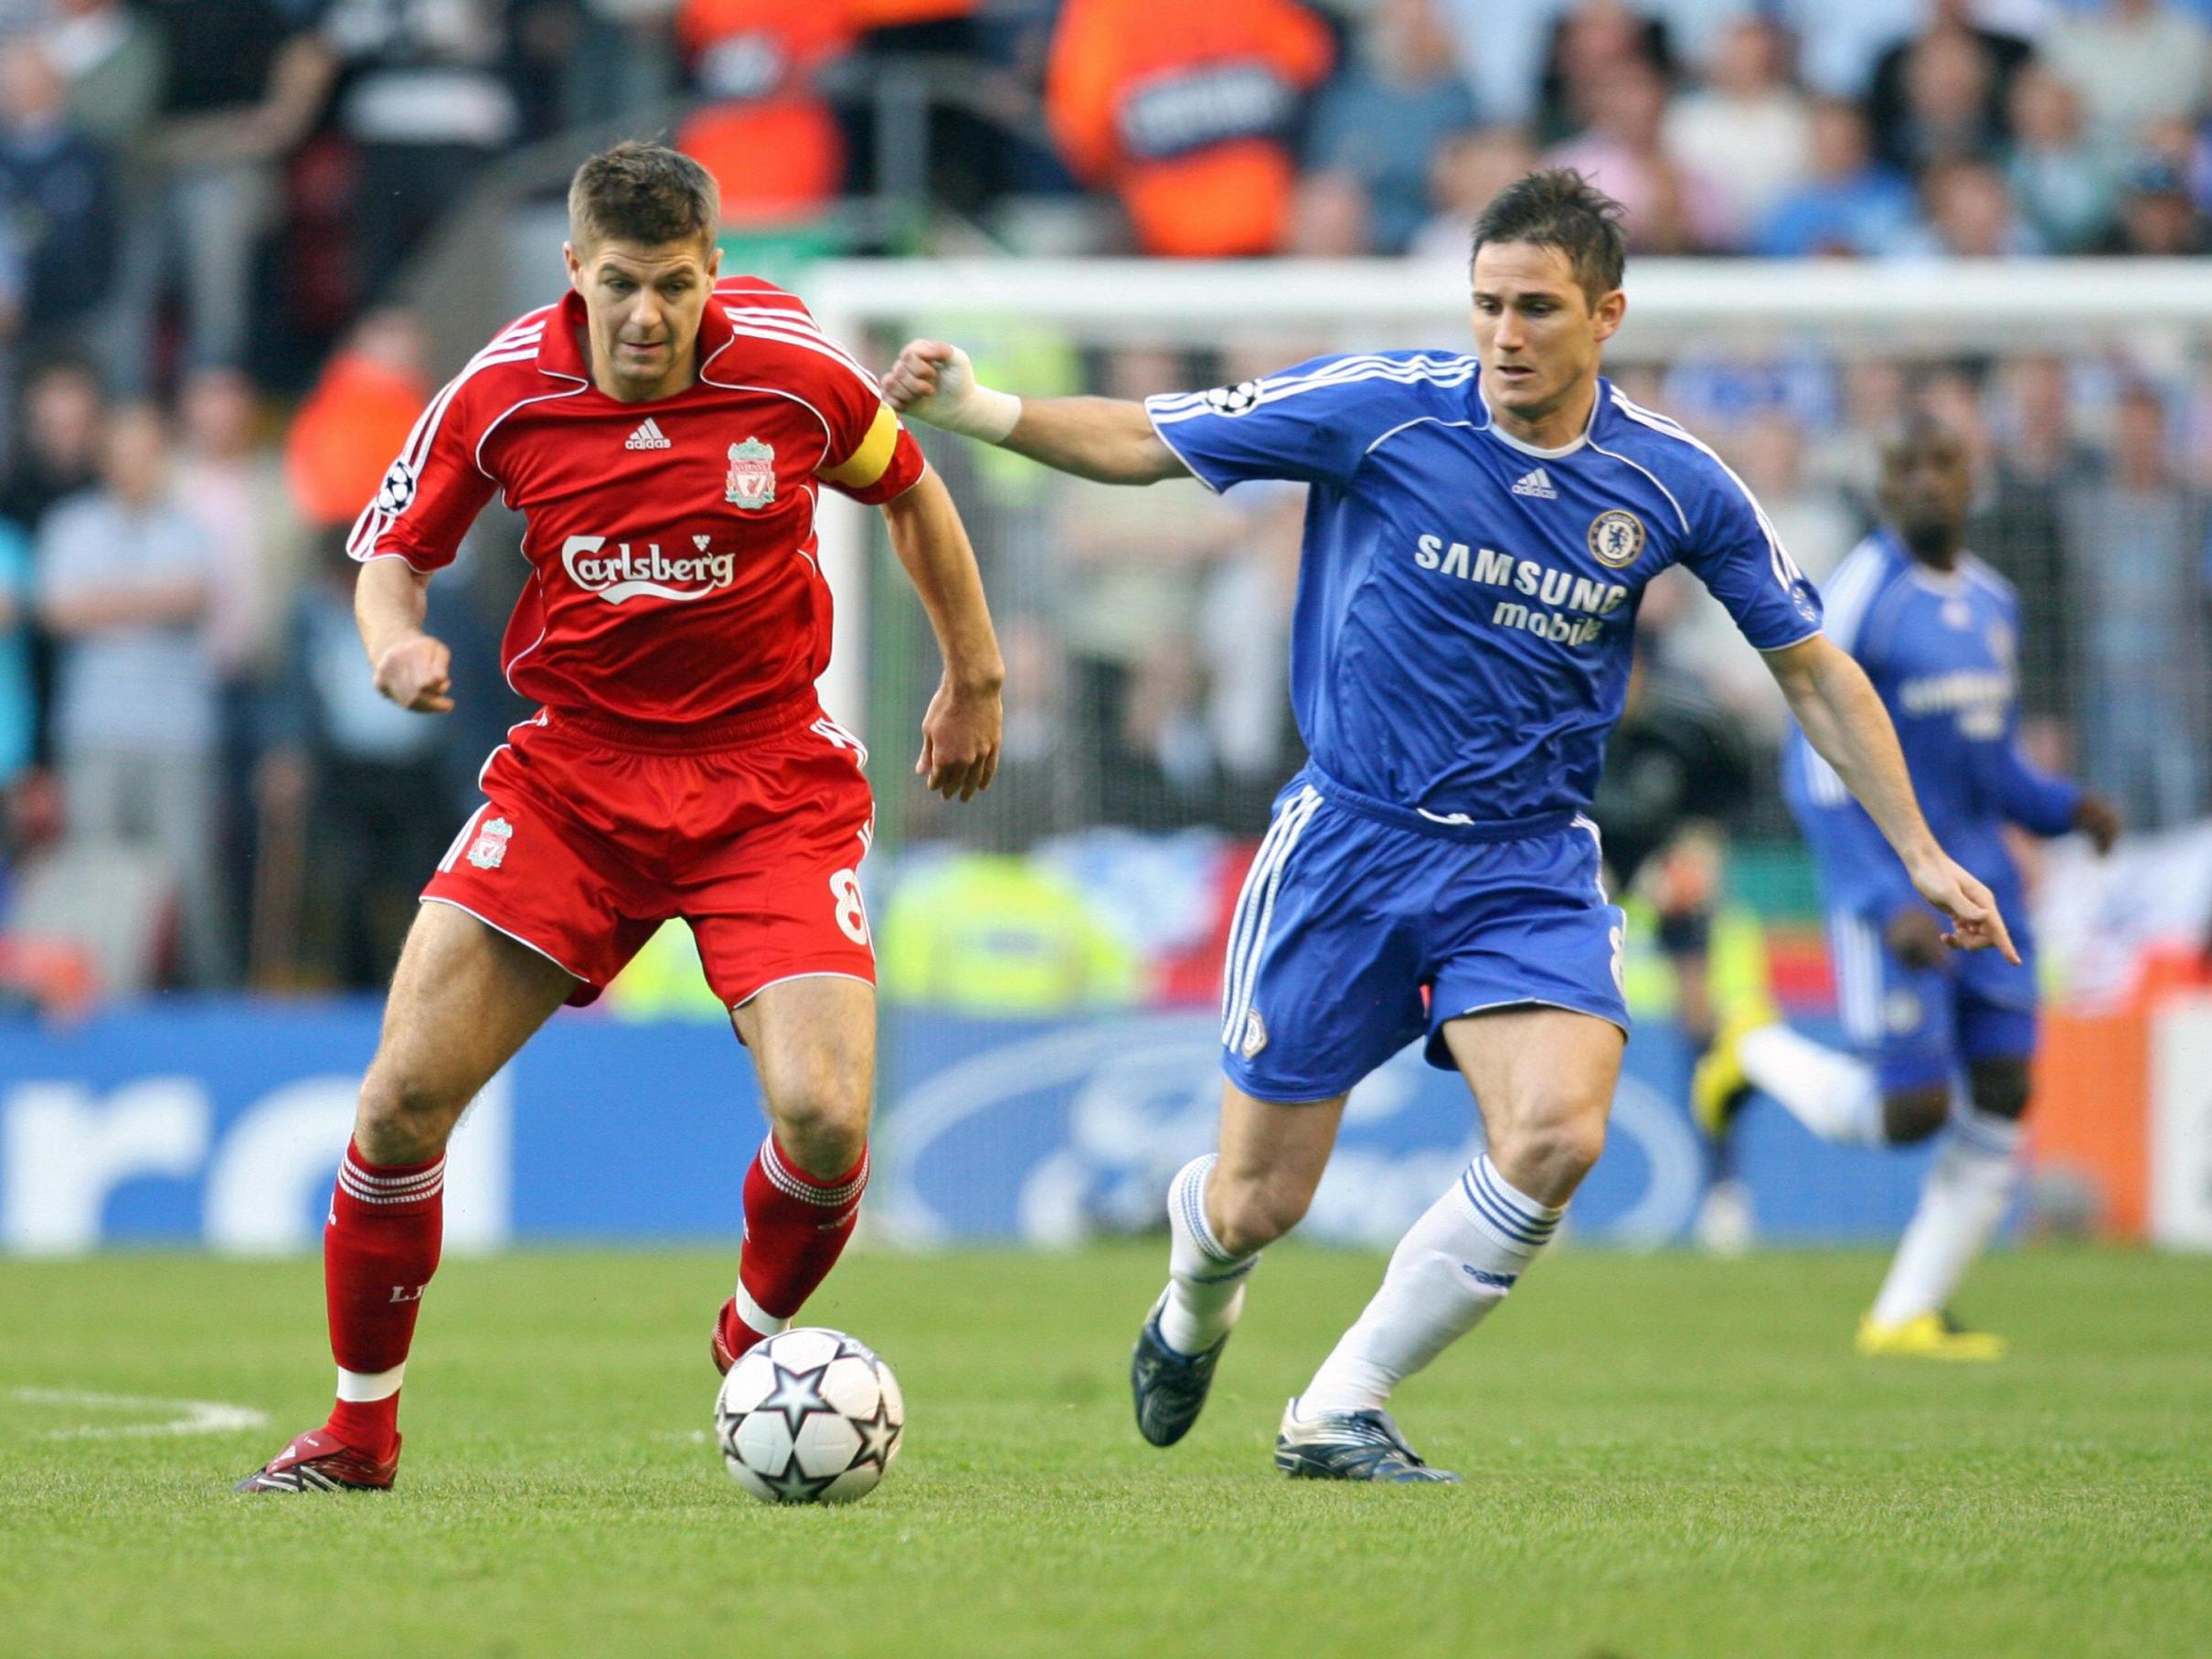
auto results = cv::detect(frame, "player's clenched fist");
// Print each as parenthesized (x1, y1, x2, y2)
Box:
(373, 633, 456, 714)
(882, 340, 1022, 442)
(916, 671, 1002, 803)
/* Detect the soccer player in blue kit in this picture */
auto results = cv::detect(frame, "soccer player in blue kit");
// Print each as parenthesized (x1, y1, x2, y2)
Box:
(884, 171, 2015, 1481)
(1695, 415, 2118, 1360)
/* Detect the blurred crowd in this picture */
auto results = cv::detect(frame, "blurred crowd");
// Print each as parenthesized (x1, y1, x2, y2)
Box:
(0, 0, 2208, 1002)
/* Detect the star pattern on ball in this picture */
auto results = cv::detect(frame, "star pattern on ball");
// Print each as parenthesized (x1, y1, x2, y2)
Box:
(848, 1399, 899, 1473)
(757, 1360, 835, 1437)
(758, 1457, 838, 1503)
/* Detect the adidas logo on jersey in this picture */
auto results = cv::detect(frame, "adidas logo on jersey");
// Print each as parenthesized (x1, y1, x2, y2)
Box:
(625, 418, 672, 452)
(1511, 467, 1558, 499)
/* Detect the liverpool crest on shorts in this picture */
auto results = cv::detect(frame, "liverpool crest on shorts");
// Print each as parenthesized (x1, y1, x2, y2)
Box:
(467, 817, 512, 870)
(725, 438, 775, 510)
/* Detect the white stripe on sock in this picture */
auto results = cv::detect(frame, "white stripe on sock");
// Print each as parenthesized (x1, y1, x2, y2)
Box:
(335, 1362, 406, 1403)
(733, 1281, 789, 1339)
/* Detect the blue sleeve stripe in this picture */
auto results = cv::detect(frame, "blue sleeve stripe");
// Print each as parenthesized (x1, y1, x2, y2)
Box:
(1148, 355, 1476, 426)
(1145, 352, 1475, 417)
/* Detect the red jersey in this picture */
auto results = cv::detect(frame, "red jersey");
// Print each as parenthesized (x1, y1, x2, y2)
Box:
(347, 277, 925, 725)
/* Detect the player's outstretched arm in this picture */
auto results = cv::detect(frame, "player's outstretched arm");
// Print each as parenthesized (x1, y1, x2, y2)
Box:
(881, 339, 1191, 486)
(355, 556, 453, 715)
(881, 467, 1004, 803)
(1764, 633, 2018, 962)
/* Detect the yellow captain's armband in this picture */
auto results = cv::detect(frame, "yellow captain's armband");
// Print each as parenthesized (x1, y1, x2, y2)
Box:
(818, 403, 900, 489)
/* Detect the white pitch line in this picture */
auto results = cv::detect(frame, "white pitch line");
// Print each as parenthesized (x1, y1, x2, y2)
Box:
(9, 1387, 270, 1440)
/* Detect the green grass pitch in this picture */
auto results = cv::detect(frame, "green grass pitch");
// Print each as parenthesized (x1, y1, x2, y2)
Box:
(3, 1245, 2207, 1657)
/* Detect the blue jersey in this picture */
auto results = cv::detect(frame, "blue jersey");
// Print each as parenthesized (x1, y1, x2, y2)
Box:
(1145, 353, 1822, 826)
(1781, 532, 2081, 921)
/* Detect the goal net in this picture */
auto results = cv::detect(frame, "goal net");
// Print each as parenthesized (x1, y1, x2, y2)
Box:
(811, 257, 2212, 860)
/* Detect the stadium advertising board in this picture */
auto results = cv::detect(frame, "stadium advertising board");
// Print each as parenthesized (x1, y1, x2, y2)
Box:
(0, 998, 2168, 1254)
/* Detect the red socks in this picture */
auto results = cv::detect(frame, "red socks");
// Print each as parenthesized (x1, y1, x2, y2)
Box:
(323, 1141, 444, 1459)
(724, 1136, 868, 1356)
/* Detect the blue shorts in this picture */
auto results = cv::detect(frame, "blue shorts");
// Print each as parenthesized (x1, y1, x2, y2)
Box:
(1826, 908, 2038, 1093)
(1218, 769, 1630, 1102)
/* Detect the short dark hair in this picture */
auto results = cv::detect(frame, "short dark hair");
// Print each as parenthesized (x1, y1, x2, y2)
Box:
(569, 141, 719, 252)
(1470, 169, 1628, 304)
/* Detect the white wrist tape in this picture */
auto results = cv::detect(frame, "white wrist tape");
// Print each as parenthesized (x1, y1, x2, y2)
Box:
(947, 384, 1022, 444)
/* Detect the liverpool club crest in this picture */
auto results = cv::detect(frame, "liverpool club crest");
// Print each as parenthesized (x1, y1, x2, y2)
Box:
(725, 438, 775, 510)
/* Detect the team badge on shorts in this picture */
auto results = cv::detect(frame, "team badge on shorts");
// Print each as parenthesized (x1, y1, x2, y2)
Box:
(1239, 1008, 1269, 1059)
(466, 816, 513, 870)
(1587, 508, 1646, 569)
(725, 438, 776, 509)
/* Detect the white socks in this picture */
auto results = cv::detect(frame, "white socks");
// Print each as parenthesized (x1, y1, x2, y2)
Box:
(1158, 1154, 1256, 1356)
(1298, 1154, 1563, 1417)
(1739, 1023, 1885, 1147)
(1869, 1107, 2022, 1326)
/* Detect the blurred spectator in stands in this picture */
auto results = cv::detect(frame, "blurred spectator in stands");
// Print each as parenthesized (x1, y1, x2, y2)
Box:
(2063, 382, 2212, 824)
(1756, 96, 1919, 256)
(2004, 62, 2121, 253)
(1058, 347, 1242, 824)
(37, 401, 233, 984)
(2098, 152, 2212, 252)
(674, 0, 856, 227)
(1896, 157, 2046, 256)
(1303, 0, 1476, 255)
(1872, 20, 2011, 178)
(1545, 57, 1731, 252)
(1866, 0, 2031, 175)
(284, 305, 430, 530)
(176, 364, 303, 979)
(1798, 0, 2047, 101)
(0, 41, 113, 357)
(1408, 125, 1538, 263)
(1533, 0, 1675, 147)
(179, 366, 302, 694)
(317, 0, 519, 303)
(1045, 0, 1333, 256)
(1973, 355, 2096, 734)
(260, 534, 449, 989)
(1664, 16, 1812, 247)
(117, 2, 334, 386)
(41, 0, 163, 156)
(543, 0, 680, 132)
(2042, 0, 2212, 152)
(0, 354, 101, 532)
(1804, 356, 1907, 529)
(0, 508, 28, 798)
(1283, 169, 1372, 256)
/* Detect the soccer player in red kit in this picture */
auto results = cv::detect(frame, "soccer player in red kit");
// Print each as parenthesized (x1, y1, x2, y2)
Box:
(237, 144, 1005, 1492)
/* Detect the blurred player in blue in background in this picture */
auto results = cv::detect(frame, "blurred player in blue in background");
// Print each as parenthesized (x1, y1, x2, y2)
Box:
(887, 171, 2015, 1482)
(1697, 415, 2119, 1359)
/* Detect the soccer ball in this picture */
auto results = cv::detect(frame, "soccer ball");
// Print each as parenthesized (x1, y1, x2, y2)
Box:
(714, 1327, 904, 1504)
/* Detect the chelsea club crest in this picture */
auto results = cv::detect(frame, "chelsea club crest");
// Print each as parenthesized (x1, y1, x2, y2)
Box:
(1587, 508, 1645, 569)
(725, 438, 775, 509)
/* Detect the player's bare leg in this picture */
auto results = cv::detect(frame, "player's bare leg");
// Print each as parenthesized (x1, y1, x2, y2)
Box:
(1133, 1085, 1345, 1447)
(712, 975, 878, 1372)
(1281, 1007, 1623, 1482)
(239, 903, 578, 1491)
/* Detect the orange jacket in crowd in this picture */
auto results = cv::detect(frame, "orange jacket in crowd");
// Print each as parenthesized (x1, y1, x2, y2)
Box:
(675, 0, 866, 224)
(285, 347, 431, 531)
(1046, 0, 1335, 257)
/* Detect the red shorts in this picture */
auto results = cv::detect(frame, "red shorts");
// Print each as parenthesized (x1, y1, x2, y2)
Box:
(422, 697, 876, 1008)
